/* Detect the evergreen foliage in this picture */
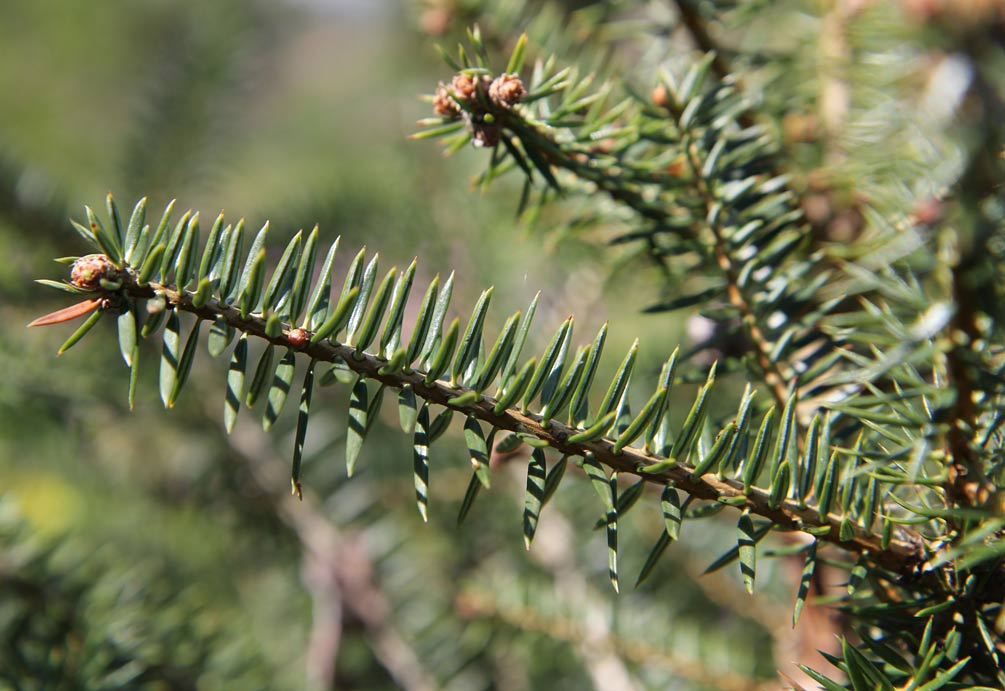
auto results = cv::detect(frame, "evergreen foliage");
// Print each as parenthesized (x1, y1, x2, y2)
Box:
(13, 1, 1005, 689)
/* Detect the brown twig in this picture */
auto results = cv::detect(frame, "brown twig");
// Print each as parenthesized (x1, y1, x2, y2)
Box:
(669, 0, 760, 132)
(670, 1, 732, 84)
(680, 139, 793, 406)
(226, 421, 437, 691)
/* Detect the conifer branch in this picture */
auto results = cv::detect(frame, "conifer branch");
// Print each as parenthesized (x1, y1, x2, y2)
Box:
(109, 270, 924, 574)
(419, 34, 823, 410)
(17, 6, 1005, 688)
(676, 127, 792, 406)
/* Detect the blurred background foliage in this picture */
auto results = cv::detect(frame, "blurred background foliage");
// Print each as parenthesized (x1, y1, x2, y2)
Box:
(0, 0, 967, 689)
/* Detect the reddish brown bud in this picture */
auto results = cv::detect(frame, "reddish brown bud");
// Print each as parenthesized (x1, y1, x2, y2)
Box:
(912, 197, 944, 226)
(665, 157, 686, 177)
(70, 254, 116, 291)
(433, 83, 460, 118)
(287, 327, 310, 349)
(652, 84, 670, 109)
(451, 73, 480, 103)
(488, 73, 525, 108)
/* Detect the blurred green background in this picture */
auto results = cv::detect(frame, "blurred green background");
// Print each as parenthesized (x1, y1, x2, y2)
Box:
(0, 1, 799, 689)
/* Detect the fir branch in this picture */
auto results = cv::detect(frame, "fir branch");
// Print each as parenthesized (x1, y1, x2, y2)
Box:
(98, 267, 924, 574)
(419, 35, 825, 408)
(675, 124, 792, 406)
